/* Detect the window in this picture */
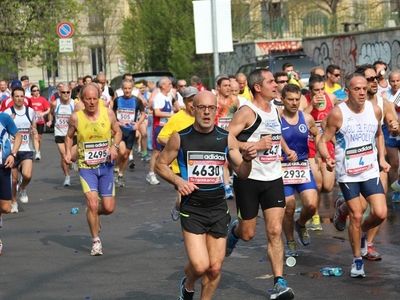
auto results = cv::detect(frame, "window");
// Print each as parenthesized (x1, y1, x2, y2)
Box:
(261, 1, 289, 35)
(90, 47, 105, 76)
(88, 11, 104, 32)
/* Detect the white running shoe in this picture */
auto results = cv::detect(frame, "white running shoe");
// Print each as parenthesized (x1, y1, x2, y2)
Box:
(63, 176, 71, 186)
(35, 151, 41, 160)
(11, 202, 18, 213)
(171, 205, 180, 221)
(91, 240, 103, 256)
(146, 173, 160, 185)
(20, 189, 29, 203)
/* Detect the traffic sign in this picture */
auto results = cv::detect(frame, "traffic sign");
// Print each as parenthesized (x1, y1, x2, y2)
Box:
(57, 22, 74, 38)
(59, 38, 74, 53)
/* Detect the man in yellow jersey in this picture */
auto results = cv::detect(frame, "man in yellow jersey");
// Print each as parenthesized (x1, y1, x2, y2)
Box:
(236, 73, 252, 101)
(64, 84, 122, 256)
(325, 64, 342, 93)
(157, 86, 197, 221)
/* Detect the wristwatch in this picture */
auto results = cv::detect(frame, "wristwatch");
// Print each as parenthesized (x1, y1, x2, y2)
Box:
(113, 143, 119, 149)
(9, 152, 17, 158)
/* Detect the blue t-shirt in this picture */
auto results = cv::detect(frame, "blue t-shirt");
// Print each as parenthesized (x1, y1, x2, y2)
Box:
(0, 112, 19, 164)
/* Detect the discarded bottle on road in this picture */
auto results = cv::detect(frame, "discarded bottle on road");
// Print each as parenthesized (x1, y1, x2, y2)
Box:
(319, 267, 343, 276)
(71, 207, 80, 214)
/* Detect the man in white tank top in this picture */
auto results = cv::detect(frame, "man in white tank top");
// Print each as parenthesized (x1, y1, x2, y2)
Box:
(318, 73, 391, 279)
(226, 69, 295, 300)
(332, 65, 399, 261)
(47, 86, 77, 186)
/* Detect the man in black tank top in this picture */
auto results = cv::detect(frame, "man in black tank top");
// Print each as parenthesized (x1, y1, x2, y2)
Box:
(155, 91, 256, 300)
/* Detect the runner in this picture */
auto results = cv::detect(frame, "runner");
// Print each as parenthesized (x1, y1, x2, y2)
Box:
(64, 84, 122, 256)
(226, 69, 295, 300)
(280, 84, 320, 257)
(155, 90, 256, 300)
(318, 73, 390, 278)
(0, 111, 22, 254)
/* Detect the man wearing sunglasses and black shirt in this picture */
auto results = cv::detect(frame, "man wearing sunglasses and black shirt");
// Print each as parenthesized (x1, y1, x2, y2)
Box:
(47, 86, 78, 187)
(325, 64, 342, 93)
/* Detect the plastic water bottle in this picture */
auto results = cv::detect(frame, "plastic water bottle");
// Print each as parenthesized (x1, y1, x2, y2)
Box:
(319, 267, 343, 276)
(70, 207, 79, 214)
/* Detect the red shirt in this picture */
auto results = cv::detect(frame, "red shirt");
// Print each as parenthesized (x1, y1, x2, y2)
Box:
(31, 96, 50, 124)
(0, 96, 32, 112)
(197, 83, 207, 92)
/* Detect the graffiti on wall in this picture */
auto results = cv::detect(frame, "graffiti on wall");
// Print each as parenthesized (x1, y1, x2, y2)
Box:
(256, 41, 302, 55)
(312, 36, 357, 80)
(358, 40, 400, 71)
(219, 43, 255, 75)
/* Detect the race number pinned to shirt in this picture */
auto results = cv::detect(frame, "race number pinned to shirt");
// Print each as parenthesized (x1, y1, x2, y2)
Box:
(11, 127, 30, 146)
(282, 160, 311, 184)
(187, 151, 225, 184)
(309, 120, 322, 142)
(56, 114, 70, 128)
(258, 133, 281, 163)
(83, 141, 109, 165)
(35, 111, 44, 123)
(345, 143, 375, 175)
(117, 108, 135, 123)
(218, 117, 232, 130)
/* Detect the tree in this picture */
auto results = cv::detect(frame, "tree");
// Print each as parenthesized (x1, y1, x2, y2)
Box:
(0, 0, 81, 79)
(119, 0, 211, 80)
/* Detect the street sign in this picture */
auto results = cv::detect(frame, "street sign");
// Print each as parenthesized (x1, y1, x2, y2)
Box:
(57, 22, 74, 38)
(59, 38, 73, 53)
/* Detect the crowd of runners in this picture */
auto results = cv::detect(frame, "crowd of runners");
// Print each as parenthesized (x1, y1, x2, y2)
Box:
(0, 60, 400, 299)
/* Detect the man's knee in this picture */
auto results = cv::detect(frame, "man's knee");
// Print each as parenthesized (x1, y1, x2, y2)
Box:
(206, 262, 222, 279)
(239, 225, 255, 242)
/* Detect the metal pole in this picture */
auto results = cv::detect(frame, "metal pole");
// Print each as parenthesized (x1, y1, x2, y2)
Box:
(211, 0, 219, 80)
(66, 54, 69, 84)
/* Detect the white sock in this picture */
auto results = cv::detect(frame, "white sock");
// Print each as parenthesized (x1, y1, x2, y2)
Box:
(92, 237, 100, 242)
(129, 155, 133, 161)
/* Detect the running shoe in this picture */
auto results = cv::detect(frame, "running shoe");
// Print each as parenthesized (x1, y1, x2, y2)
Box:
(361, 233, 367, 256)
(270, 278, 295, 300)
(35, 151, 41, 160)
(333, 196, 347, 231)
(16, 174, 22, 192)
(141, 154, 151, 162)
(146, 173, 160, 185)
(91, 240, 103, 256)
(20, 189, 29, 203)
(350, 258, 366, 278)
(310, 215, 322, 231)
(0, 239, 2, 255)
(391, 180, 400, 192)
(285, 241, 298, 257)
(116, 175, 125, 187)
(171, 205, 180, 221)
(224, 186, 234, 200)
(177, 276, 194, 300)
(295, 220, 310, 246)
(10, 202, 18, 214)
(226, 219, 239, 257)
(0, 213, 2, 228)
(362, 245, 382, 261)
(113, 169, 119, 183)
(63, 176, 71, 187)
(129, 160, 135, 169)
(392, 191, 400, 203)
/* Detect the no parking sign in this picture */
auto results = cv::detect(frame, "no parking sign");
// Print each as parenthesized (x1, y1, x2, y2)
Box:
(57, 22, 74, 38)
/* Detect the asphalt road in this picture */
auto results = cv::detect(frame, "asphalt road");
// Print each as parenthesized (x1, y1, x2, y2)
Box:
(1, 133, 400, 300)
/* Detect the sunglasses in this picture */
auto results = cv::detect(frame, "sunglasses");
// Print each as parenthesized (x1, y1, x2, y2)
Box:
(31, 89, 39, 92)
(61, 91, 70, 94)
(332, 73, 341, 77)
(366, 76, 379, 82)
(179, 85, 187, 88)
(276, 80, 289, 84)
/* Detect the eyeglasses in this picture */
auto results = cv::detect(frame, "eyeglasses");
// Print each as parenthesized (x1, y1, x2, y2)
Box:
(195, 105, 218, 112)
(366, 76, 379, 82)
(332, 73, 341, 77)
(61, 91, 70, 94)
(276, 80, 289, 84)
(31, 89, 39, 92)
(179, 85, 187, 88)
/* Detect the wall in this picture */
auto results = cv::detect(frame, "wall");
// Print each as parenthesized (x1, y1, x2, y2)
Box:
(302, 27, 400, 82)
(219, 39, 303, 75)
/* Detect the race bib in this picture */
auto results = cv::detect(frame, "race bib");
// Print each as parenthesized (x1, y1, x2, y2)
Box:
(258, 133, 281, 163)
(83, 141, 109, 165)
(309, 120, 322, 142)
(282, 160, 311, 184)
(159, 117, 169, 126)
(345, 144, 375, 175)
(35, 111, 44, 123)
(11, 127, 30, 146)
(117, 108, 135, 123)
(56, 114, 70, 128)
(187, 151, 225, 184)
(217, 117, 232, 130)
